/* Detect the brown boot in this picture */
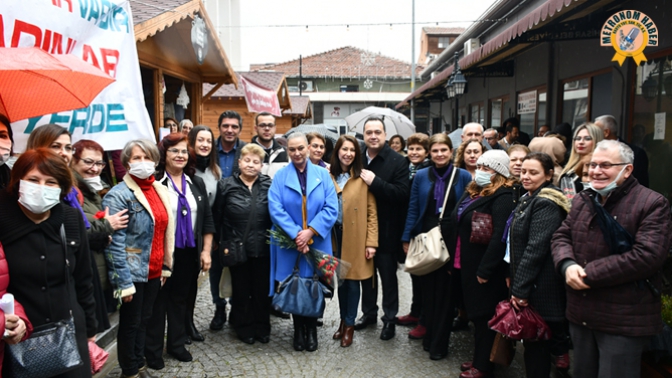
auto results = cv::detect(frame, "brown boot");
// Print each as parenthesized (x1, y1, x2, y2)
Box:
(341, 325, 354, 347)
(333, 320, 345, 339)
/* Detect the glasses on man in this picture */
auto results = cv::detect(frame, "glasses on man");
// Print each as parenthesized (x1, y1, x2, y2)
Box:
(81, 158, 107, 168)
(588, 162, 628, 170)
(574, 136, 593, 142)
(167, 148, 189, 155)
(257, 123, 275, 129)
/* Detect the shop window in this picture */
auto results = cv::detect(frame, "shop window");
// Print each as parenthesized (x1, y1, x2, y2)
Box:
(469, 102, 484, 125)
(340, 85, 359, 93)
(438, 37, 450, 49)
(517, 88, 546, 136)
(489, 96, 511, 128)
(560, 71, 612, 129)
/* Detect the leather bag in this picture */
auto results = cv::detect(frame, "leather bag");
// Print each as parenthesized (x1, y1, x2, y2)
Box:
(404, 167, 457, 276)
(470, 211, 493, 245)
(220, 184, 257, 267)
(271, 255, 330, 318)
(488, 300, 551, 342)
(489, 332, 515, 366)
(5, 225, 83, 378)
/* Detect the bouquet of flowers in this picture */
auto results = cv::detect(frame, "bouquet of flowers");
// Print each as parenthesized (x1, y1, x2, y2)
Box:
(269, 227, 351, 289)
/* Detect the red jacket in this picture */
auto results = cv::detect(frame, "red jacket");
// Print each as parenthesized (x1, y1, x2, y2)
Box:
(0, 242, 33, 376)
(552, 176, 672, 336)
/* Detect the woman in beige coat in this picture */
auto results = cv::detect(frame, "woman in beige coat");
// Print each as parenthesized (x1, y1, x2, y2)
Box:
(329, 135, 378, 347)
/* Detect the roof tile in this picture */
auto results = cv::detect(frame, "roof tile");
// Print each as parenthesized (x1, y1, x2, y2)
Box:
(422, 27, 466, 35)
(130, 0, 193, 25)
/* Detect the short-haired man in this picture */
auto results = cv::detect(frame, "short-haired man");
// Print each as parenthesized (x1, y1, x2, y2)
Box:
(498, 123, 519, 150)
(217, 110, 247, 179)
(595, 114, 649, 187)
(355, 117, 410, 341)
(461, 123, 484, 143)
(538, 125, 550, 137)
(252, 112, 288, 178)
(552, 140, 672, 378)
(483, 128, 502, 150)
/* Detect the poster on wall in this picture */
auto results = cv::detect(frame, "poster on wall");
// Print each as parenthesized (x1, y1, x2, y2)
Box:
(517, 90, 537, 115)
(239, 75, 281, 117)
(654, 112, 666, 140)
(1, 0, 155, 152)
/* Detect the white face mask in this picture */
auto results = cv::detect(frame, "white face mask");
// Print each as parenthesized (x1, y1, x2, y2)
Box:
(128, 162, 156, 179)
(83, 176, 104, 191)
(475, 170, 495, 187)
(18, 180, 61, 214)
(588, 166, 627, 198)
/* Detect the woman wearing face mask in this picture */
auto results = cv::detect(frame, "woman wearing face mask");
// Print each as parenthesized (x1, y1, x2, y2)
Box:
(144, 133, 214, 369)
(0, 148, 97, 378)
(455, 139, 484, 178)
(508, 153, 571, 377)
(559, 123, 603, 201)
(306, 132, 329, 169)
(102, 139, 175, 378)
(402, 134, 472, 360)
(451, 150, 516, 378)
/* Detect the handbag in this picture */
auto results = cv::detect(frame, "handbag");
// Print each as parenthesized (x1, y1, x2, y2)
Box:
(470, 211, 493, 245)
(489, 332, 515, 366)
(220, 184, 257, 267)
(271, 255, 330, 318)
(5, 225, 83, 378)
(488, 300, 551, 341)
(404, 167, 457, 276)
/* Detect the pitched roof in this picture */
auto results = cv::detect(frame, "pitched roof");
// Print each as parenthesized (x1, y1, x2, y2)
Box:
(204, 72, 286, 97)
(422, 27, 466, 35)
(284, 96, 311, 115)
(251, 46, 423, 79)
(130, 0, 193, 25)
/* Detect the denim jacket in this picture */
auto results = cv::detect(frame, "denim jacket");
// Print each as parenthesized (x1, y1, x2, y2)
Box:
(102, 174, 175, 298)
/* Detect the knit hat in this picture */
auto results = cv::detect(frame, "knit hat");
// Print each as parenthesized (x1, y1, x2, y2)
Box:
(476, 150, 510, 178)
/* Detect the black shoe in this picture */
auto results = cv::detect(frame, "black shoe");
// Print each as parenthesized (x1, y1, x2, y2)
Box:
(430, 352, 447, 360)
(167, 348, 193, 362)
(210, 306, 226, 331)
(423, 344, 430, 352)
(271, 307, 291, 319)
(316, 318, 323, 327)
(184, 336, 192, 345)
(380, 323, 396, 340)
(305, 326, 318, 352)
(138, 365, 157, 378)
(255, 335, 270, 344)
(239, 336, 255, 345)
(145, 359, 165, 370)
(293, 325, 305, 351)
(187, 323, 205, 342)
(353, 316, 377, 331)
(452, 317, 470, 331)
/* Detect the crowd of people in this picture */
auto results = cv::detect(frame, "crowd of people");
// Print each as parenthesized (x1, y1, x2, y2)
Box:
(0, 110, 669, 378)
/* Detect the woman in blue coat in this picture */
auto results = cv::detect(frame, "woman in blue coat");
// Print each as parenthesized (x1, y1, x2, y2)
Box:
(268, 133, 338, 353)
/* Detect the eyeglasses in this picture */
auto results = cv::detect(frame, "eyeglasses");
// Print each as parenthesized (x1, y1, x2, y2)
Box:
(574, 136, 593, 142)
(257, 123, 275, 129)
(167, 148, 189, 155)
(588, 162, 629, 170)
(310, 143, 325, 150)
(81, 158, 106, 168)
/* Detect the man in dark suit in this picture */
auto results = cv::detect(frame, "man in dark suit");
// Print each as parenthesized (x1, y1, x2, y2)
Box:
(595, 115, 649, 187)
(355, 117, 410, 340)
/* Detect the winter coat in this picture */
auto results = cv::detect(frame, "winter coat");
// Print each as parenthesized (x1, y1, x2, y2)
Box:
(552, 176, 672, 337)
(510, 184, 569, 321)
(450, 186, 516, 319)
(362, 144, 410, 260)
(252, 136, 289, 179)
(268, 162, 338, 295)
(102, 174, 176, 298)
(214, 173, 272, 259)
(0, 242, 33, 377)
(330, 173, 378, 280)
(0, 196, 97, 378)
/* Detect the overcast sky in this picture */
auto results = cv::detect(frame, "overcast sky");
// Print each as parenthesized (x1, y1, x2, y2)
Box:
(236, 0, 497, 70)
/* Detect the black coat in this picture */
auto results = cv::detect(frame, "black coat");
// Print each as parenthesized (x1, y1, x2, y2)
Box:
(510, 184, 569, 321)
(450, 187, 515, 319)
(0, 194, 97, 378)
(213, 173, 272, 258)
(362, 143, 410, 258)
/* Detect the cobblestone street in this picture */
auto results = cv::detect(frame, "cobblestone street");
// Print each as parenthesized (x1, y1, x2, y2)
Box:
(104, 269, 526, 378)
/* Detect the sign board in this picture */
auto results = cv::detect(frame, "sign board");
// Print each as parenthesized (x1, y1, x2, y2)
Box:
(239, 75, 281, 117)
(600, 10, 658, 66)
(517, 90, 537, 115)
(1, 0, 155, 152)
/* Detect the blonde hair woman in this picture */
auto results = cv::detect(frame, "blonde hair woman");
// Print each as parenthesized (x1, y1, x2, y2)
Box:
(559, 123, 603, 200)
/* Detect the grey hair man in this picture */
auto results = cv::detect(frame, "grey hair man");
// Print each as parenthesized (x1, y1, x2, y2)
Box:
(594, 114, 649, 187)
(552, 139, 671, 378)
(483, 128, 502, 150)
(461, 123, 484, 143)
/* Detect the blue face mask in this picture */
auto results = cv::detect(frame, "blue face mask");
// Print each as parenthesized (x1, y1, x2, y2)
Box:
(588, 166, 626, 198)
(475, 170, 495, 187)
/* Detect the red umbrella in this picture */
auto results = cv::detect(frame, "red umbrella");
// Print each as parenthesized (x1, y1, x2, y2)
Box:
(0, 47, 115, 122)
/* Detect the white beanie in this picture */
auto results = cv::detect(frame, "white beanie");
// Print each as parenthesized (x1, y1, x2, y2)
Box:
(476, 150, 510, 178)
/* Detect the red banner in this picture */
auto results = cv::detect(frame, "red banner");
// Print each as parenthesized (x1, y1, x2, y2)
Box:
(239, 75, 281, 117)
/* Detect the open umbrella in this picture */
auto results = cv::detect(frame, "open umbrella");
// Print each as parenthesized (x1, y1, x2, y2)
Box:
(345, 106, 416, 139)
(284, 124, 339, 143)
(0, 47, 115, 122)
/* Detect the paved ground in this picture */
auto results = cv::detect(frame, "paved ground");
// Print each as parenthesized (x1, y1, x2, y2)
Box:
(103, 268, 531, 378)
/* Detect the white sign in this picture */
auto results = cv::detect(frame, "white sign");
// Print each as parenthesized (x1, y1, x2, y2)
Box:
(654, 112, 666, 140)
(517, 90, 537, 115)
(1, 0, 155, 152)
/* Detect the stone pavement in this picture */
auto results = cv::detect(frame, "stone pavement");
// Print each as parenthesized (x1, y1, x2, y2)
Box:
(103, 268, 529, 378)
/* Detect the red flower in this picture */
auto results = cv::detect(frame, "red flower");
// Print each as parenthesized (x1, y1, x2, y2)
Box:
(94, 210, 106, 220)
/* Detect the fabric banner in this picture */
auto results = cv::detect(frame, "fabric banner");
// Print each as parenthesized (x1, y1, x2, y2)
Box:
(239, 75, 282, 117)
(1, 0, 155, 152)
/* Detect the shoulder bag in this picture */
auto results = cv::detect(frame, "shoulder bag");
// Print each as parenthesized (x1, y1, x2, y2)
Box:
(470, 211, 493, 245)
(404, 167, 457, 276)
(5, 225, 83, 378)
(272, 254, 331, 318)
(220, 185, 257, 267)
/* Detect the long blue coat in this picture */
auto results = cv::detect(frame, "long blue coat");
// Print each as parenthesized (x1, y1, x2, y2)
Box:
(268, 162, 338, 295)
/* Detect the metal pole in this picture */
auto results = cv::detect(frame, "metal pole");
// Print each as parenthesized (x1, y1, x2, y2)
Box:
(299, 55, 303, 96)
(410, 0, 416, 124)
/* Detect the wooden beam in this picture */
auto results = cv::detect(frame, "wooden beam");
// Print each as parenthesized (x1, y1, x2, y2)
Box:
(134, 0, 200, 42)
(203, 83, 224, 102)
(138, 50, 201, 83)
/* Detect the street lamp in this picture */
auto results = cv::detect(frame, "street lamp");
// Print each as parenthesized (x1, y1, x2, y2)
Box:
(444, 52, 467, 128)
(446, 75, 454, 99)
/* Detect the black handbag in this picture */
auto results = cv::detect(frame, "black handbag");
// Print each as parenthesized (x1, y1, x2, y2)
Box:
(271, 255, 330, 318)
(220, 185, 257, 267)
(5, 225, 83, 378)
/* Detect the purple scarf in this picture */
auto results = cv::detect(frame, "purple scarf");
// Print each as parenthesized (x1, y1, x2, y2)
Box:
(63, 187, 91, 229)
(432, 165, 453, 214)
(169, 173, 196, 249)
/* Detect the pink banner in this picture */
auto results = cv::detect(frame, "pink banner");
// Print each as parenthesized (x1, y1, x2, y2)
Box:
(239, 75, 281, 117)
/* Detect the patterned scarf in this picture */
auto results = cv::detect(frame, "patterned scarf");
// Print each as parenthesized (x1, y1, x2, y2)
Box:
(168, 173, 195, 248)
